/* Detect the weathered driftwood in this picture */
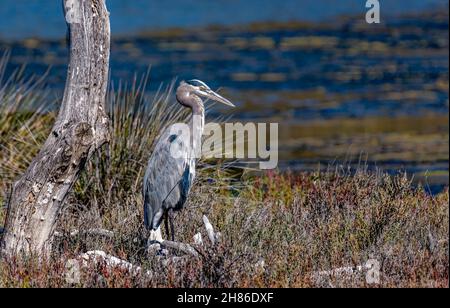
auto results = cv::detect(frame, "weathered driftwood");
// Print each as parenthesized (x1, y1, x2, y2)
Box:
(162, 240, 199, 257)
(314, 264, 368, 278)
(66, 250, 152, 284)
(148, 215, 220, 258)
(311, 260, 381, 286)
(202, 215, 216, 246)
(64, 215, 221, 284)
(80, 251, 143, 274)
(1, 0, 110, 256)
(54, 228, 115, 239)
(193, 233, 203, 245)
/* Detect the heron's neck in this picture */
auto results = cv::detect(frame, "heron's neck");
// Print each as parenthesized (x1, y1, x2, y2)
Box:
(189, 105, 205, 157)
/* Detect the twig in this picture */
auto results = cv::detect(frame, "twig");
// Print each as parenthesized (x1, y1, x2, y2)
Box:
(55, 228, 114, 239)
(313, 264, 367, 278)
(83, 251, 141, 274)
(193, 233, 203, 245)
(67, 250, 152, 278)
(202, 215, 216, 245)
(162, 240, 199, 257)
(146, 215, 221, 259)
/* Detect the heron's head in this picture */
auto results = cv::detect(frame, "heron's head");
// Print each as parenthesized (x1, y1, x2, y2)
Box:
(176, 80, 235, 110)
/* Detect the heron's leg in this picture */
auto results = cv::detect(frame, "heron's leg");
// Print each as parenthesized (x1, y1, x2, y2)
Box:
(164, 212, 171, 240)
(149, 226, 164, 243)
(168, 209, 175, 242)
(155, 226, 163, 242)
(149, 229, 157, 242)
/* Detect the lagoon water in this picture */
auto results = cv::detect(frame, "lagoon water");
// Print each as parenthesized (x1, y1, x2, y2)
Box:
(0, 0, 448, 40)
(0, 1, 448, 193)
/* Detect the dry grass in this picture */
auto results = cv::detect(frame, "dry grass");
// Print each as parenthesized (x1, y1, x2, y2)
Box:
(0, 56, 448, 288)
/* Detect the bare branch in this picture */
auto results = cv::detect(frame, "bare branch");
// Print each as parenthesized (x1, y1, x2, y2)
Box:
(55, 228, 114, 239)
(193, 233, 203, 245)
(66, 250, 152, 282)
(312, 264, 369, 281)
(202, 215, 216, 245)
(146, 216, 222, 259)
(80, 251, 143, 274)
(162, 240, 199, 257)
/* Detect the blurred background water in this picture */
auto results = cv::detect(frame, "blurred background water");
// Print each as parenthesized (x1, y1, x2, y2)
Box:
(0, 0, 448, 193)
(0, 0, 447, 40)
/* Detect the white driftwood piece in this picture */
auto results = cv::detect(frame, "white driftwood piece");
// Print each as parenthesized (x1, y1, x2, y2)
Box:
(193, 233, 203, 245)
(54, 228, 115, 239)
(148, 215, 220, 258)
(67, 250, 151, 279)
(161, 240, 199, 257)
(314, 265, 367, 278)
(65, 215, 221, 284)
(312, 262, 378, 284)
(202, 215, 216, 245)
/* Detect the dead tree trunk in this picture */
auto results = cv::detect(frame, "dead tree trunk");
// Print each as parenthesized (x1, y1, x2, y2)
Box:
(1, 0, 110, 256)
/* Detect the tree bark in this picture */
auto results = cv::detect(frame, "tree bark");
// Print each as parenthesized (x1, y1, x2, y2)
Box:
(1, 0, 110, 256)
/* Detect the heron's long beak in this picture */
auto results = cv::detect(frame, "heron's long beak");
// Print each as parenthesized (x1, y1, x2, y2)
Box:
(195, 89, 235, 107)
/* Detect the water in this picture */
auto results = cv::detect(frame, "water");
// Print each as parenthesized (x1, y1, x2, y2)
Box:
(0, 1, 448, 192)
(0, 0, 447, 40)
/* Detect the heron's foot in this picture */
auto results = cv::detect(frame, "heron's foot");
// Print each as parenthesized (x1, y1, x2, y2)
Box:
(149, 227, 163, 243)
(147, 227, 165, 256)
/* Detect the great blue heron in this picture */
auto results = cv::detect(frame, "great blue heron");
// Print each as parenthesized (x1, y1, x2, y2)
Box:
(143, 80, 235, 243)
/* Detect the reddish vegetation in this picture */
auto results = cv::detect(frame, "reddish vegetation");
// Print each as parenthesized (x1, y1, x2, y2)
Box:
(0, 57, 448, 288)
(1, 170, 448, 287)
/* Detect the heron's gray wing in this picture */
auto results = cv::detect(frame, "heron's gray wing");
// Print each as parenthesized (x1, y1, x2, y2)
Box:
(143, 125, 192, 229)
